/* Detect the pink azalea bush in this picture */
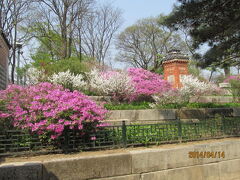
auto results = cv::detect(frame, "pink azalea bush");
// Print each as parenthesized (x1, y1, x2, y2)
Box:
(224, 75, 240, 82)
(224, 75, 240, 99)
(0, 83, 107, 139)
(128, 68, 172, 101)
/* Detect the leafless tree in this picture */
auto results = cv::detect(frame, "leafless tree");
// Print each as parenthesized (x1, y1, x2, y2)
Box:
(79, 3, 123, 65)
(30, 0, 94, 59)
(115, 16, 189, 70)
(0, 0, 33, 83)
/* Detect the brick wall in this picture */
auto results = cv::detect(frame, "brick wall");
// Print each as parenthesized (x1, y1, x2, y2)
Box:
(163, 59, 189, 88)
(0, 34, 10, 90)
(0, 64, 7, 89)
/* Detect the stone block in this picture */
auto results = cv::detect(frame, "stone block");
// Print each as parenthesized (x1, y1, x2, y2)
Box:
(179, 109, 206, 119)
(107, 109, 176, 123)
(142, 163, 220, 180)
(166, 146, 196, 169)
(107, 110, 122, 120)
(188, 140, 240, 165)
(201, 163, 221, 180)
(103, 119, 131, 126)
(205, 108, 233, 118)
(211, 140, 240, 161)
(90, 174, 140, 180)
(0, 162, 42, 180)
(219, 159, 240, 180)
(119, 110, 137, 121)
(219, 83, 231, 88)
(130, 149, 167, 174)
(89, 96, 111, 102)
(137, 109, 176, 121)
(42, 153, 132, 180)
(107, 110, 137, 121)
(141, 170, 167, 180)
(233, 108, 240, 117)
(219, 96, 233, 103)
(141, 165, 204, 180)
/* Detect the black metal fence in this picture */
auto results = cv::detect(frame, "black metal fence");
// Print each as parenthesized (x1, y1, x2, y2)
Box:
(0, 117, 240, 157)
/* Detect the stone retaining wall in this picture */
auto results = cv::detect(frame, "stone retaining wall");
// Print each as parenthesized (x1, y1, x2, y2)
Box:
(190, 96, 240, 103)
(89, 96, 239, 104)
(105, 108, 240, 125)
(1, 139, 240, 180)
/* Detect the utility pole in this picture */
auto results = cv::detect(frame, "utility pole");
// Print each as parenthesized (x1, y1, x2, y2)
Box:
(16, 42, 23, 85)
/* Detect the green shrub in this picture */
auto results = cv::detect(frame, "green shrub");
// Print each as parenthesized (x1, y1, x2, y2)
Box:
(104, 101, 151, 110)
(154, 102, 240, 109)
(0, 100, 13, 131)
(229, 79, 240, 102)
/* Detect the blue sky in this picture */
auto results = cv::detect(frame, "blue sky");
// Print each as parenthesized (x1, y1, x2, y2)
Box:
(113, 0, 178, 30)
(98, 0, 178, 30)
(97, 0, 178, 68)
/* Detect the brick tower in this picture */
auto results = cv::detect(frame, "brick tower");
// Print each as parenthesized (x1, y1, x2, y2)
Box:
(163, 49, 189, 88)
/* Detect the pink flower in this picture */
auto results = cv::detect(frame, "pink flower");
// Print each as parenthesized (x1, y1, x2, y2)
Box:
(51, 135, 58, 139)
(91, 136, 96, 141)
(64, 121, 71, 125)
(128, 68, 172, 100)
(0, 82, 107, 139)
(0, 113, 11, 118)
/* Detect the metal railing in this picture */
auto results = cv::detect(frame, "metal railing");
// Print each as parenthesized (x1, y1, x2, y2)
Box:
(0, 117, 239, 157)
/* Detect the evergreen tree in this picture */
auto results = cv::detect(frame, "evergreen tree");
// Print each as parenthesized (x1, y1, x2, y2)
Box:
(165, 0, 240, 75)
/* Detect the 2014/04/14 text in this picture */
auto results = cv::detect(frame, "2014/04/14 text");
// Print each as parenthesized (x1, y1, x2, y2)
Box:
(188, 151, 225, 158)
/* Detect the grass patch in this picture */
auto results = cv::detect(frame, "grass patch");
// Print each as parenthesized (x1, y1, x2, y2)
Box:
(154, 102, 240, 109)
(105, 102, 240, 110)
(104, 101, 151, 110)
(99, 117, 240, 146)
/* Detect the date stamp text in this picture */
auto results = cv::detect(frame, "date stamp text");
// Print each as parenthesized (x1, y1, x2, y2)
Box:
(188, 151, 225, 158)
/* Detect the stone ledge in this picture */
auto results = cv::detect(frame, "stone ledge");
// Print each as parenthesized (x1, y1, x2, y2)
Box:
(90, 174, 140, 180)
(106, 109, 176, 122)
(0, 139, 239, 180)
(105, 108, 240, 124)
(42, 153, 132, 180)
(141, 159, 240, 180)
(0, 162, 42, 180)
(130, 139, 240, 174)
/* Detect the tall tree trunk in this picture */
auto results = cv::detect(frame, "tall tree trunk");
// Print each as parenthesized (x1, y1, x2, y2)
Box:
(68, 35, 72, 58)
(224, 67, 230, 77)
(11, 3, 17, 84)
(61, 5, 68, 59)
(209, 70, 214, 82)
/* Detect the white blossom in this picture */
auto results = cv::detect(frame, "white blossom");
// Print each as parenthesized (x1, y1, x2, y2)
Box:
(180, 75, 219, 97)
(48, 70, 86, 91)
(26, 67, 45, 85)
(151, 75, 220, 107)
(87, 69, 135, 98)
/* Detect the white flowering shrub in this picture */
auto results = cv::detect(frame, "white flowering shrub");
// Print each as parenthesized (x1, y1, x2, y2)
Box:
(181, 75, 220, 99)
(151, 75, 220, 108)
(26, 67, 46, 85)
(48, 70, 86, 91)
(87, 69, 135, 102)
(151, 89, 184, 108)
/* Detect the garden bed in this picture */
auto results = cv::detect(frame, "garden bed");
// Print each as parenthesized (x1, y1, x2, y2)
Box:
(104, 102, 240, 110)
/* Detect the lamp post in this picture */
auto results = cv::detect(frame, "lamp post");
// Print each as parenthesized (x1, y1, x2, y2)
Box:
(16, 42, 23, 85)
